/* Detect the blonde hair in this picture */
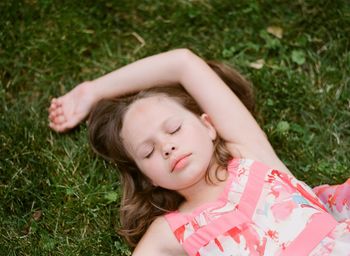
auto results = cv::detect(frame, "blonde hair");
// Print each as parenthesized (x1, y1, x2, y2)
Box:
(88, 61, 254, 247)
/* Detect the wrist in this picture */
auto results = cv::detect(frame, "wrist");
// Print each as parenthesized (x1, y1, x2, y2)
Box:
(82, 80, 103, 103)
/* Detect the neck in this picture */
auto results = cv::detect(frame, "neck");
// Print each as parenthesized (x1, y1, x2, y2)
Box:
(177, 163, 228, 211)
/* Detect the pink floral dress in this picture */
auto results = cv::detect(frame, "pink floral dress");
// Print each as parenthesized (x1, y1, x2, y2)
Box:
(165, 158, 350, 256)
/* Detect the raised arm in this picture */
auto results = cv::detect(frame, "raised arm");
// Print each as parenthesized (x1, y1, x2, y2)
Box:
(48, 49, 187, 132)
(177, 50, 288, 171)
(49, 49, 289, 172)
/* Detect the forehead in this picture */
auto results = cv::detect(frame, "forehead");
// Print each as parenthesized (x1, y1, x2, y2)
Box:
(124, 95, 187, 126)
(120, 96, 189, 146)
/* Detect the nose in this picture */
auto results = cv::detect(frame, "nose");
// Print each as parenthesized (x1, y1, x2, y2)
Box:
(162, 143, 176, 158)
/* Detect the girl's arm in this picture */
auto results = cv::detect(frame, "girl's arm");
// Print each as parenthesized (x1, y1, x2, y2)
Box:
(49, 49, 188, 132)
(49, 49, 289, 172)
(132, 217, 181, 256)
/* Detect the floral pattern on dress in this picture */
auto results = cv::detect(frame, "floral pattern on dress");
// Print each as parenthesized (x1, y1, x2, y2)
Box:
(167, 159, 350, 256)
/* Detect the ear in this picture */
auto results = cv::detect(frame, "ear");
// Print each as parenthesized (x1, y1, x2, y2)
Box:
(200, 113, 217, 141)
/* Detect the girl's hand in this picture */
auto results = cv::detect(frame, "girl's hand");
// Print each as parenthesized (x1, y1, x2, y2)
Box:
(48, 81, 96, 133)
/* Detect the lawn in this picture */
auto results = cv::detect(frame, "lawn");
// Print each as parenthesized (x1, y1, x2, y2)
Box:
(1, 0, 349, 255)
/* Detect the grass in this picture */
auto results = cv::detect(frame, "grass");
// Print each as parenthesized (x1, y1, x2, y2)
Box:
(0, 0, 349, 255)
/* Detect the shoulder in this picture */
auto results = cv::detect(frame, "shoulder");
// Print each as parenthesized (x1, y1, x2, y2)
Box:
(132, 216, 184, 256)
(226, 142, 293, 176)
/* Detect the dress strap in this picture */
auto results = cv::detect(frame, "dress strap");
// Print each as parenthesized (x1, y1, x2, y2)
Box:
(238, 160, 271, 218)
(281, 212, 338, 256)
(164, 211, 188, 231)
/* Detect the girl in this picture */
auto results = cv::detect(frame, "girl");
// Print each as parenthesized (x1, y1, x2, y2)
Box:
(49, 49, 350, 255)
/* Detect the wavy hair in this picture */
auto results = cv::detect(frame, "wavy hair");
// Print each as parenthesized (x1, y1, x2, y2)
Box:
(88, 61, 254, 247)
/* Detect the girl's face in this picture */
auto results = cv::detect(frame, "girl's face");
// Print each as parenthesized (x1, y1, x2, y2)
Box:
(120, 95, 217, 194)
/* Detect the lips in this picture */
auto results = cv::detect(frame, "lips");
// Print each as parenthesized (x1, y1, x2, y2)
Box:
(171, 153, 192, 172)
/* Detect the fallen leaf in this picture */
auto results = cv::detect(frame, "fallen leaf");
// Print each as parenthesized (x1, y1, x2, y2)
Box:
(82, 29, 95, 34)
(249, 59, 265, 69)
(291, 50, 306, 65)
(33, 210, 42, 221)
(276, 121, 290, 133)
(267, 26, 283, 39)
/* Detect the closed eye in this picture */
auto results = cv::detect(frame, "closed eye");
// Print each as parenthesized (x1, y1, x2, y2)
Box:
(145, 148, 154, 159)
(170, 125, 181, 134)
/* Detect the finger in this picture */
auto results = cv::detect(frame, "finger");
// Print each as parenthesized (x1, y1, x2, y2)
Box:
(55, 105, 64, 115)
(53, 125, 66, 133)
(52, 97, 62, 104)
(49, 108, 62, 121)
(49, 122, 62, 132)
(50, 98, 60, 107)
(53, 107, 63, 116)
(49, 114, 55, 122)
(48, 103, 56, 112)
(49, 102, 58, 111)
(55, 97, 64, 106)
(54, 115, 66, 125)
(49, 107, 59, 117)
(48, 105, 54, 114)
(49, 99, 62, 113)
(56, 125, 67, 133)
(50, 98, 57, 106)
(49, 112, 62, 123)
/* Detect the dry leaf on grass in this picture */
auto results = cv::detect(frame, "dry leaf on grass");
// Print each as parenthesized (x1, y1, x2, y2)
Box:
(267, 26, 283, 39)
(249, 59, 265, 69)
(33, 210, 42, 221)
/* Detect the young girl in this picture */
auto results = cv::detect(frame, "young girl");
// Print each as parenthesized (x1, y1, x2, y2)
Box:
(48, 49, 350, 255)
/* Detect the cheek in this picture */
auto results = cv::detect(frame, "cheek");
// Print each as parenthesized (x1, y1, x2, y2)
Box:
(193, 124, 215, 143)
(143, 157, 167, 187)
(185, 126, 215, 155)
(138, 155, 162, 177)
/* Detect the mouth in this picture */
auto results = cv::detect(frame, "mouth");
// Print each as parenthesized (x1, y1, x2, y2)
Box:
(171, 153, 192, 172)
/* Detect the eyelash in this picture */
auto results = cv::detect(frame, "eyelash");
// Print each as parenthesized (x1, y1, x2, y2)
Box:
(170, 125, 181, 134)
(145, 148, 154, 159)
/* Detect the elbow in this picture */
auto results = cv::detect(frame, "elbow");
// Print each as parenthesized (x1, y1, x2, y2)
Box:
(172, 48, 197, 63)
(172, 48, 201, 79)
(180, 48, 198, 62)
(174, 47, 194, 56)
